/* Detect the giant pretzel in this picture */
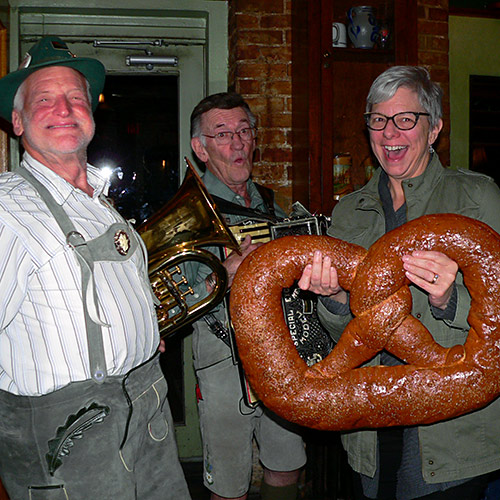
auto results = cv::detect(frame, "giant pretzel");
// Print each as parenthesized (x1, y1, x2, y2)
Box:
(229, 214, 500, 431)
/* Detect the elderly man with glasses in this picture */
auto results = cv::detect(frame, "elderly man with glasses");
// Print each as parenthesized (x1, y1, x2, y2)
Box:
(186, 92, 306, 500)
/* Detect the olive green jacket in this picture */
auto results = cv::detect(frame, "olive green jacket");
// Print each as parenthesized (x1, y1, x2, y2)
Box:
(317, 154, 500, 483)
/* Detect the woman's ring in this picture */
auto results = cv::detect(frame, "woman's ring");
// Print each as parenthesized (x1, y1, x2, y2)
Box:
(431, 273, 439, 284)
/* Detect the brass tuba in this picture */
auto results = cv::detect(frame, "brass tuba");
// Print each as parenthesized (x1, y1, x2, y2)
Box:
(138, 158, 241, 337)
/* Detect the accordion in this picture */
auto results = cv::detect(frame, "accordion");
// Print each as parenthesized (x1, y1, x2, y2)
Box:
(230, 209, 334, 368)
(230, 214, 329, 246)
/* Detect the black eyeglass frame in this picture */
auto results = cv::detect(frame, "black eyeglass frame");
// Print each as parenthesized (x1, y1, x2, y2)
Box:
(202, 126, 257, 144)
(364, 111, 430, 131)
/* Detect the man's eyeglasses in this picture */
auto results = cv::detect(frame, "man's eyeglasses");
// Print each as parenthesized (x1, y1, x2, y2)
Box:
(203, 127, 256, 145)
(364, 112, 430, 131)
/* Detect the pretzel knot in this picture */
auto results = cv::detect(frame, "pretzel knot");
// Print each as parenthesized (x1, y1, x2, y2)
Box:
(230, 214, 500, 431)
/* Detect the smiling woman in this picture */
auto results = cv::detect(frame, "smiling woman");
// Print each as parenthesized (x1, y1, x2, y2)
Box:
(294, 65, 500, 500)
(366, 86, 442, 208)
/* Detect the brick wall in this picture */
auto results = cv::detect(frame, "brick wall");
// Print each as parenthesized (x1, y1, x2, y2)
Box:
(229, 0, 450, 211)
(228, 0, 292, 210)
(418, 0, 450, 166)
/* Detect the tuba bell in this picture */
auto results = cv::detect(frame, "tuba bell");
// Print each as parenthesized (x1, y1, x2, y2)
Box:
(138, 158, 240, 338)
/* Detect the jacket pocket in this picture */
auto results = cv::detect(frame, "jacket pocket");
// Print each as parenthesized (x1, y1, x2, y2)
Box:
(28, 484, 69, 500)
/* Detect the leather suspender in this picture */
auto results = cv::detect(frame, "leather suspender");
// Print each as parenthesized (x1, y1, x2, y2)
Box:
(16, 166, 108, 384)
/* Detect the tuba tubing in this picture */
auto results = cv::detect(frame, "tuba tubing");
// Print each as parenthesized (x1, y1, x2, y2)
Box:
(138, 158, 241, 338)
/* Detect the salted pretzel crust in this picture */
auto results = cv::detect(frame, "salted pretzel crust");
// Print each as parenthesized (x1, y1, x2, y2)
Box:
(230, 214, 500, 431)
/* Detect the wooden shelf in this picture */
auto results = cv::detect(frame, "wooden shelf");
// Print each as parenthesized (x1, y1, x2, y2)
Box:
(330, 47, 394, 63)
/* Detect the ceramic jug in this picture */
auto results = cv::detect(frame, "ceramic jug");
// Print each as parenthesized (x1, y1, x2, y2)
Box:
(347, 6, 378, 49)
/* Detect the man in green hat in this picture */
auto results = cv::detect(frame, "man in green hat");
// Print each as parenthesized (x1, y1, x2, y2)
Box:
(0, 36, 191, 499)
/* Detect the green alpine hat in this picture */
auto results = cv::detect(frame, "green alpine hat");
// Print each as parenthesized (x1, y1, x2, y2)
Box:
(0, 36, 106, 122)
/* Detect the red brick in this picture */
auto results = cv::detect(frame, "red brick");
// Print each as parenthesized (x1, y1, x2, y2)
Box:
(260, 147, 293, 163)
(259, 112, 292, 128)
(238, 29, 284, 46)
(238, 79, 262, 95)
(419, 51, 449, 68)
(236, 13, 260, 30)
(421, 34, 448, 52)
(229, 0, 451, 212)
(440, 82, 450, 98)
(257, 128, 288, 146)
(253, 164, 290, 184)
(263, 80, 292, 95)
(428, 7, 449, 21)
(418, 33, 448, 52)
(260, 14, 292, 29)
(260, 45, 292, 63)
(245, 96, 287, 115)
(428, 68, 449, 86)
(417, 34, 427, 51)
(234, 0, 285, 14)
(418, 19, 449, 36)
(236, 45, 262, 61)
(236, 62, 288, 79)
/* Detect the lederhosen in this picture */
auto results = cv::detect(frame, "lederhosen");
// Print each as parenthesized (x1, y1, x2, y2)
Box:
(0, 166, 190, 500)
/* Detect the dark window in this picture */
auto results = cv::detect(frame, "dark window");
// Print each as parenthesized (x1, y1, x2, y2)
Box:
(469, 75, 500, 186)
(88, 74, 179, 225)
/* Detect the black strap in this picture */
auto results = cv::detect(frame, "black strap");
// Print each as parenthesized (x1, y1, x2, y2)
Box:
(254, 183, 276, 217)
(203, 314, 231, 347)
(210, 194, 279, 223)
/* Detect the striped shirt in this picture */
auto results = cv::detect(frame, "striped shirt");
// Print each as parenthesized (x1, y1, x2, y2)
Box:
(0, 154, 159, 396)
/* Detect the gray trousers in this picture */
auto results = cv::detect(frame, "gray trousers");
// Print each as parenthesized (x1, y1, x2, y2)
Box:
(0, 356, 191, 500)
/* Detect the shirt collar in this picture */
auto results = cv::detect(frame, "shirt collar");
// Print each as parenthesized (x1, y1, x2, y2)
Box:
(202, 168, 262, 208)
(21, 152, 109, 204)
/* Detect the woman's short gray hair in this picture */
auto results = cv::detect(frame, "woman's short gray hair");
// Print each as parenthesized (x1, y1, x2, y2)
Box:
(366, 66, 443, 129)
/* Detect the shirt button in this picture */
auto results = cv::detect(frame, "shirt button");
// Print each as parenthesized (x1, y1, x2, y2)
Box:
(428, 460, 434, 465)
(408, 183, 413, 188)
(430, 472, 435, 477)
(416, 313, 422, 319)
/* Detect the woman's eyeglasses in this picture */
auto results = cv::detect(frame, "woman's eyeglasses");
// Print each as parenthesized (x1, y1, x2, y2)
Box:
(364, 112, 430, 131)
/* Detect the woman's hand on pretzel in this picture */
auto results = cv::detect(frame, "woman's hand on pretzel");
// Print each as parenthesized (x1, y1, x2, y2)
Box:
(298, 250, 348, 304)
(402, 250, 459, 310)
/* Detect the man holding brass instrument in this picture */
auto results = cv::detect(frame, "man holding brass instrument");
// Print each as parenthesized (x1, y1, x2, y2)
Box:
(188, 92, 306, 500)
(0, 36, 190, 499)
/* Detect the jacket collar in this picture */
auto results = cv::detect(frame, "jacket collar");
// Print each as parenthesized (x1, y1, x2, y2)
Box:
(353, 153, 444, 211)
